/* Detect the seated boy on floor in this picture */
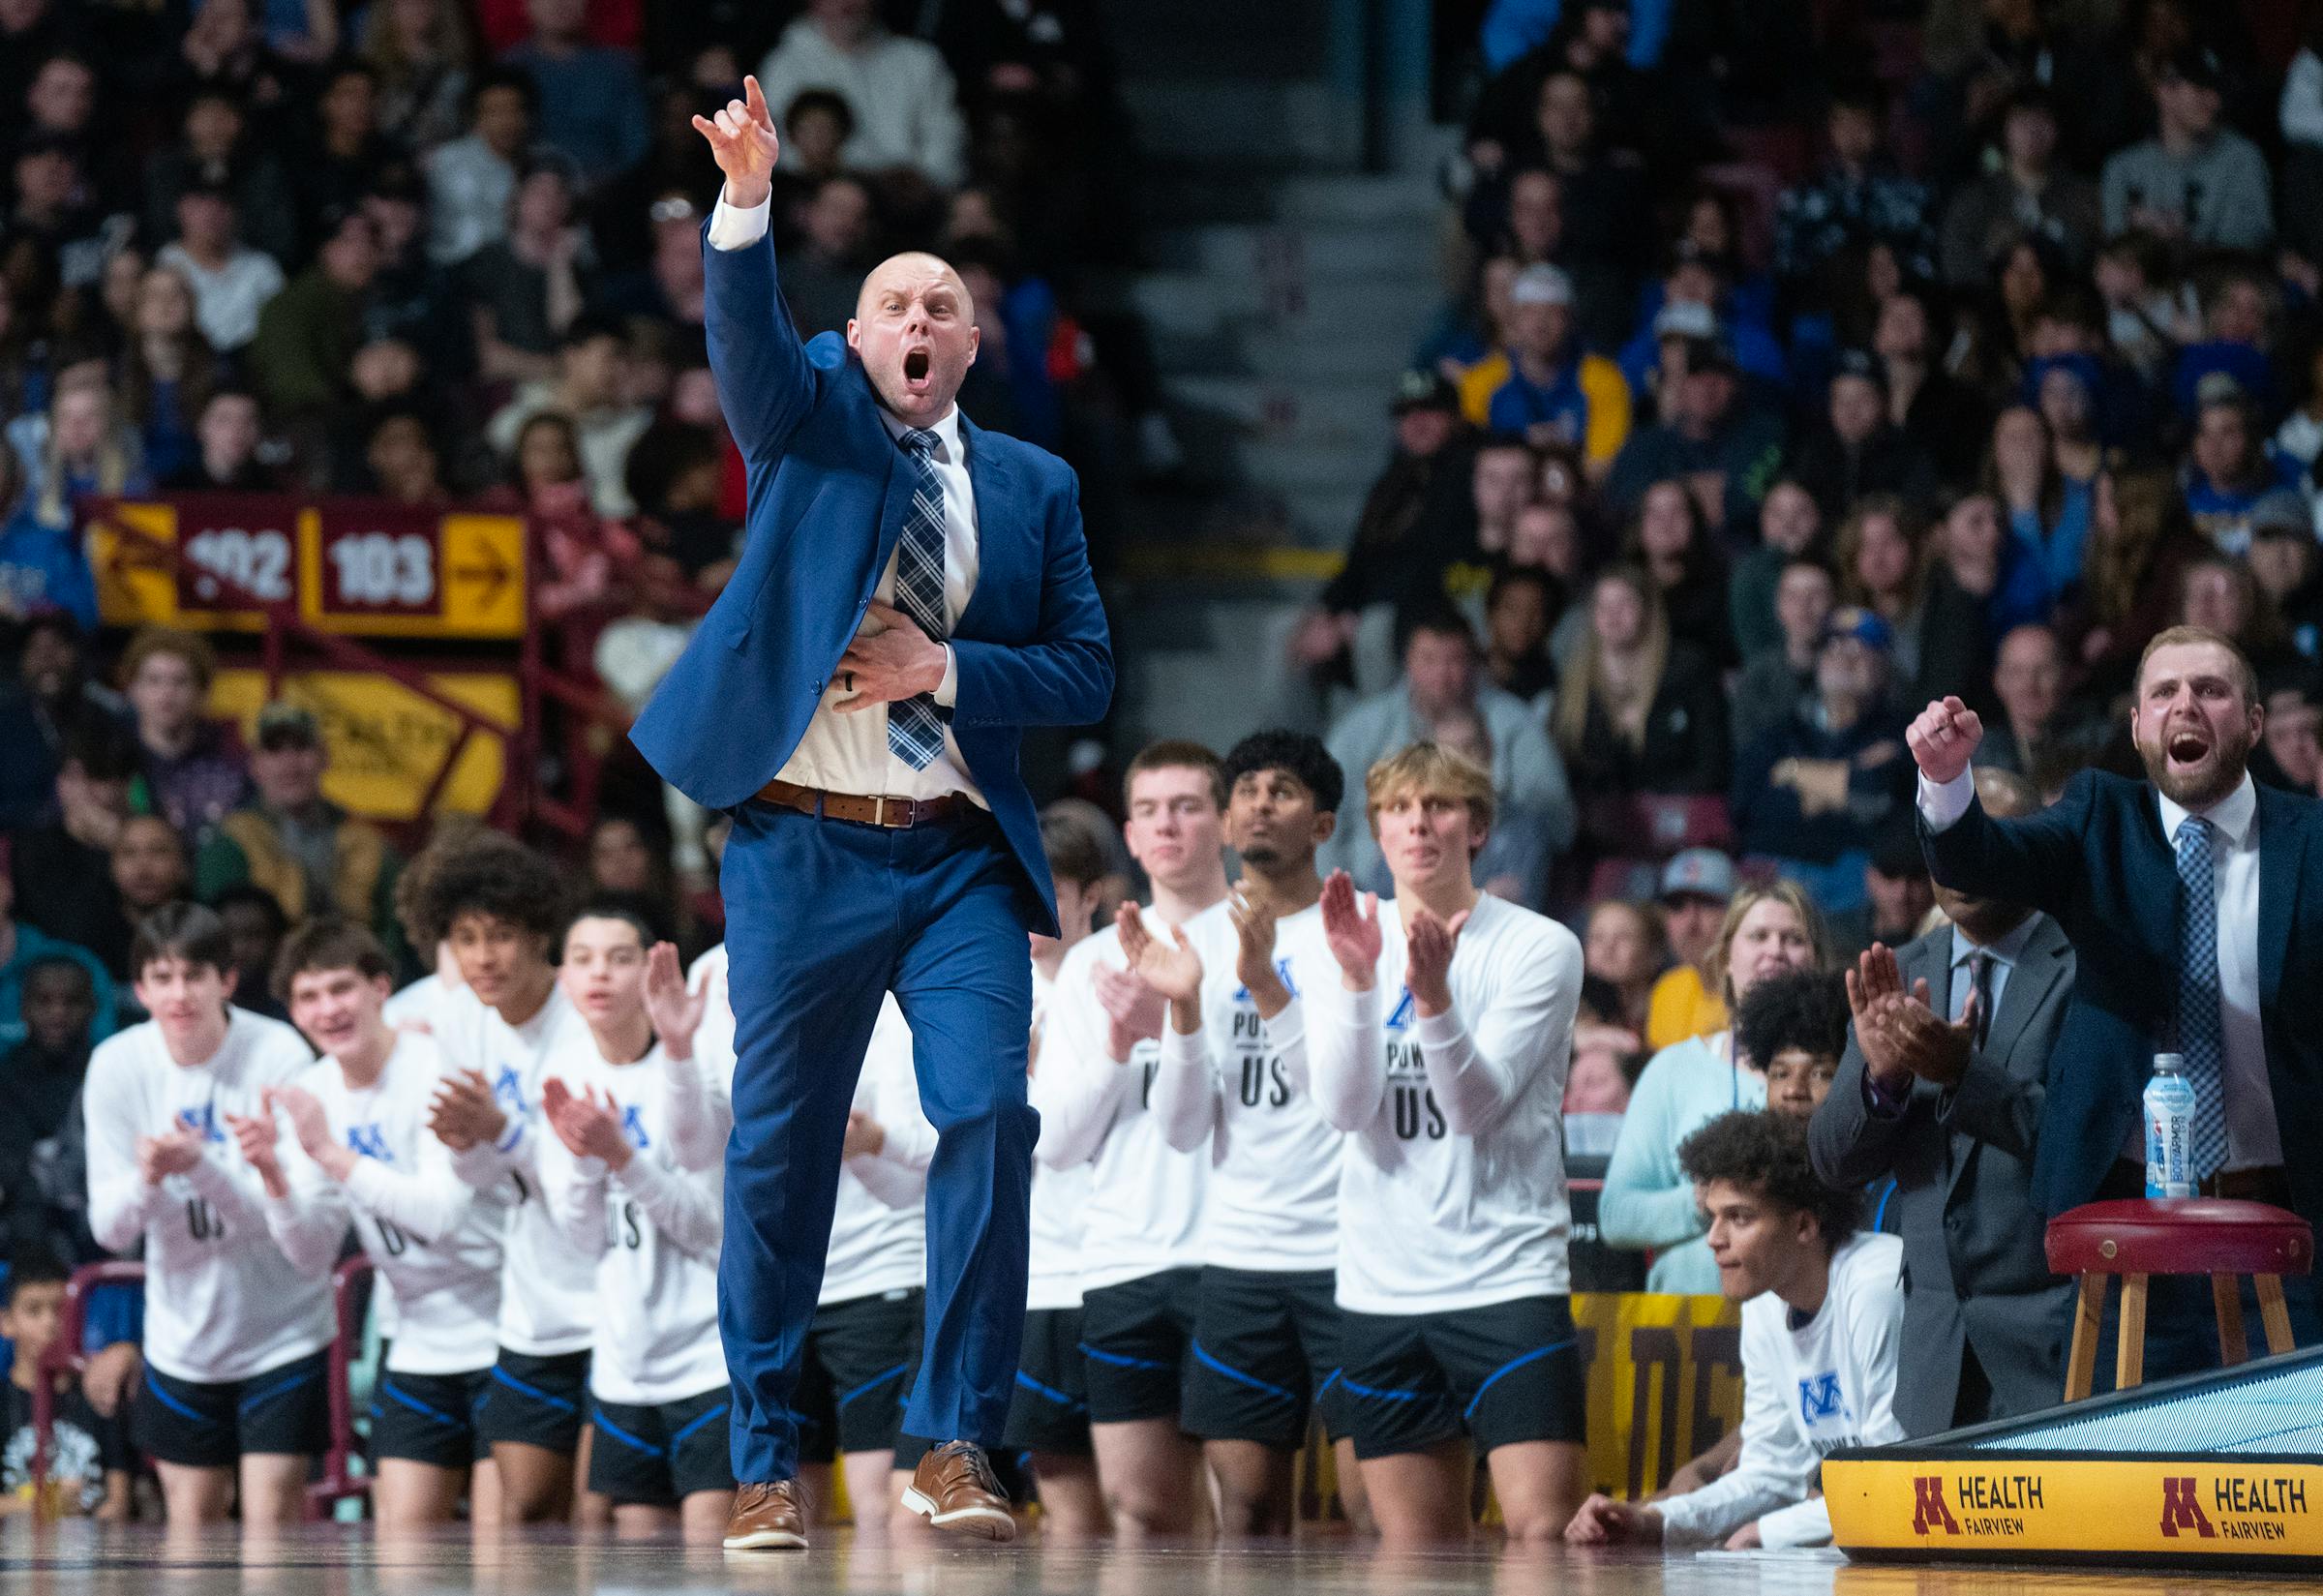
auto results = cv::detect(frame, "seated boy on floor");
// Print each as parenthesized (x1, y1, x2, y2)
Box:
(1566, 1110, 1904, 1549)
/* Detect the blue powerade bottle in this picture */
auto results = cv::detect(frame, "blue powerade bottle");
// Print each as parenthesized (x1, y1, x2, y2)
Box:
(2145, 1053, 2195, 1199)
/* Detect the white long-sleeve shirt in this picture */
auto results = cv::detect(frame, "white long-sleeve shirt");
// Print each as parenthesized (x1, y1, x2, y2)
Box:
(1302, 893, 1583, 1314)
(435, 986, 597, 1357)
(260, 1034, 510, 1375)
(1657, 1232, 1907, 1549)
(823, 995, 937, 1305)
(1149, 903, 1343, 1272)
(754, 19, 968, 188)
(1027, 961, 1089, 1311)
(81, 1009, 333, 1384)
(1033, 913, 1220, 1293)
(537, 1039, 727, 1406)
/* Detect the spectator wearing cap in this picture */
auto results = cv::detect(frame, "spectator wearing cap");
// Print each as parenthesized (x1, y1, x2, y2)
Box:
(195, 704, 406, 957)
(755, 0, 969, 191)
(1773, 81, 1936, 290)
(1732, 553, 1835, 756)
(1731, 606, 1914, 915)
(250, 207, 383, 417)
(1605, 333, 1786, 537)
(500, 0, 649, 183)
(2183, 376, 2304, 557)
(1790, 350, 1938, 522)
(0, 836, 114, 1050)
(1615, 256, 1786, 411)
(1447, 256, 1524, 421)
(117, 626, 250, 842)
(153, 179, 287, 353)
(1938, 89, 2099, 289)
(425, 68, 532, 265)
(1644, 846, 1734, 1049)
(1317, 597, 1577, 892)
(2169, 268, 2277, 423)
(1484, 263, 1631, 477)
(2101, 45, 2272, 251)
(1287, 371, 1476, 694)
(487, 315, 650, 516)
(460, 155, 588, 386)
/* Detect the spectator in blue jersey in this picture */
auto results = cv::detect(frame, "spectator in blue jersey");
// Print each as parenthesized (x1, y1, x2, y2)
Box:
(1606, 337, 1786, 539)
(1486, 264, 1631, 479)
(2182, 376, 2304, 557)
(0, 441, 96, 632)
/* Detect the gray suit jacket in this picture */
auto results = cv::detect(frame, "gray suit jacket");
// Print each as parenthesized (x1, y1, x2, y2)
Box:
(1807, 913, 2077, 1437)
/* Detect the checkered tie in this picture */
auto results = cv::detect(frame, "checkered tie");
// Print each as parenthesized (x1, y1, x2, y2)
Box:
(2173, 816, 2230, 1180)
(887, 427, 948, 769)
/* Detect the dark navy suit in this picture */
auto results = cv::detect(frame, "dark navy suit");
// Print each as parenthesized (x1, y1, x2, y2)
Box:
(631, 221, 1112, 1482)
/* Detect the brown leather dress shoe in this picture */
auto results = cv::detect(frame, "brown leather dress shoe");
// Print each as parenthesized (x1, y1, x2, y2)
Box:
(723, 1478, 811, 1550)
(900, 1440, 1017, 1540)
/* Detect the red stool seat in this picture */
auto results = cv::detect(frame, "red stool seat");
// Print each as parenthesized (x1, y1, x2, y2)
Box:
(2046, 1198, 2313, 1278)
(2044, 1198, 2313, 1401)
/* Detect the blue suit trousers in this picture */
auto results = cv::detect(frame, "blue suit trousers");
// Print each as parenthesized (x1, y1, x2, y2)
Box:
(718, 799, 1037, 1483)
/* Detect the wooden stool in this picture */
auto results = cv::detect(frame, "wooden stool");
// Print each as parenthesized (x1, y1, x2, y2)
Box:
(2045, 1198, 2312, 1400)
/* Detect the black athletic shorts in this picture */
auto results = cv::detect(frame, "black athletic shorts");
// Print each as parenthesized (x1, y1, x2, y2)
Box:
(1337, 1294, 1586, 1460)
(134, 1348, 330, 1468)
(1183, 1267, 1353, 1450)
(1003, 1306, 1092, 1456)
(1077, 1267, 1201, 1426)
(371, 1364, 494, 1468)
(477, 1346, 590, 1455)
(795, 1287, 924, 1462)
(588, 1386, 736, 1506)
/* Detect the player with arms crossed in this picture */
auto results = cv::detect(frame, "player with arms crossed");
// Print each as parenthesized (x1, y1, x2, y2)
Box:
(234, 918, 512, 1527)
(81, 904, 328, 1526)
(1302, 743, 1587, 1546)
(1126, 730, 1367, 1535)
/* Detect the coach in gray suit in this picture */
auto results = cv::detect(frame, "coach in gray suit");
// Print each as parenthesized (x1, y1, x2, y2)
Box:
(1808, 768, 2079, 1436)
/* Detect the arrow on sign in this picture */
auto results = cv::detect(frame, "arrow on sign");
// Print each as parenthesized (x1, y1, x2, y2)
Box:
(449, 537, 515, 611)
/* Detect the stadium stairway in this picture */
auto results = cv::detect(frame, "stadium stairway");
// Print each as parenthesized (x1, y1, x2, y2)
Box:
(1105, 0, 1459, 753)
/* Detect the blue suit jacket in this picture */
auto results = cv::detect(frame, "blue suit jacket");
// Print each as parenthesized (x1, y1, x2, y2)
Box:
(629, 224, 1114, 936)
(1919, 768, 2323, 1222)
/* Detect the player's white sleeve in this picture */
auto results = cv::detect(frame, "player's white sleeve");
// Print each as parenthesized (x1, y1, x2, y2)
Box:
(614, 1157, 722, 1261)
(846, 1051, 936, 1211)
(177, 1134, 273, 1238)
(82, 1052, 164, 1253)
(1657, 1310, 1811, 1547)
(343, 1128, 479, 1246)
(661, 1044, 733, 1172)
(1412, 932, 1579, 1136)
(1030, 962, 1134, 1169)
(1147, 1019, 1219, 1154)
(1306, 983, 1388, 1133)
(449, 1109, 536, 1194)
(262, 1149, 354, 1276)
(537, 1126, 611, 1263)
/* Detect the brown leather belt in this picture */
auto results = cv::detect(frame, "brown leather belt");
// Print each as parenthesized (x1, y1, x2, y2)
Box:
(755, 777, 965, 829)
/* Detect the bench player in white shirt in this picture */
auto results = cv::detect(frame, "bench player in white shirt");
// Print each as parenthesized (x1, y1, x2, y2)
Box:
(1003, 812, 1111, 1537)
(409, 835, 601, 1522)
(1302, 743, 1587, 1546)
(81, 905, 329, 1526)
(1566, 1110, 1905, 1549)
(536, 903, 734, 1540)
(1034, 742, 1227, 1537)
(230, 919, 513, 1527)
(1127, 730, 1366, 1536)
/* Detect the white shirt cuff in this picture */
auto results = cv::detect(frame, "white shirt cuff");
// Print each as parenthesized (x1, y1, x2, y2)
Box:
(1916, 768, 1975, 831)
(935, 644, 958, 707)
(707, 192, 771, 252)
(1160, 1019, 1207, 1067)
(1413, 1007, 1464, 1051)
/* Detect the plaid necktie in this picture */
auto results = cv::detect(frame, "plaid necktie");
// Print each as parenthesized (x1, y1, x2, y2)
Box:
(888, 427, 948, 769)
(2173, 816, 2229, 1180)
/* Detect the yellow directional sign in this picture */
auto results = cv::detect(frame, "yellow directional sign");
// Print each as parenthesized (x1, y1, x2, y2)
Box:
(210, 668, 519, 821)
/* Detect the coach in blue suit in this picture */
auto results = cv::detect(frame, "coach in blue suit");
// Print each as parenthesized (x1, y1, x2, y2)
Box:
(1907, 625, 2323, 1377)
(630, 78, 1111, 1547)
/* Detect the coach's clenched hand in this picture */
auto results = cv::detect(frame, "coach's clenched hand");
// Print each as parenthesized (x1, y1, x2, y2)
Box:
(835, 602, 948, 710)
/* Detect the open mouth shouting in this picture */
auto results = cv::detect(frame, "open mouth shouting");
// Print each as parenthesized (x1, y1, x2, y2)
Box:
(901, 346, 933, 394)
(2164, 723, 2213, 775)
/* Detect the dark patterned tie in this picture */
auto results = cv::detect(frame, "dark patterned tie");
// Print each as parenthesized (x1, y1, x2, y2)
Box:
(888, 428, 948, 769)
(1964, 950, 1995, 1052)
(2173, 816, 2228, 1179)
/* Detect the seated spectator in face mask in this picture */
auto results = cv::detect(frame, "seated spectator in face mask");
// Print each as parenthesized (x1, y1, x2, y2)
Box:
(1735, 968, 1847, 1123)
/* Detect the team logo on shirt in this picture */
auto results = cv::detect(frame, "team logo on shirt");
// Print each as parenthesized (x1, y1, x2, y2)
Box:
(492, 1066, 525, 1114)
(346, 1123, 392, 1162)
(1797, 1370, 1852, 1427)
(618, 1103, 650, 1149)
(1383, 987, 1415, 1032)
(174, 1104, 225, 1144)
(1230, 959, 1300, 1005)
(1380, 988, 1445, 1138)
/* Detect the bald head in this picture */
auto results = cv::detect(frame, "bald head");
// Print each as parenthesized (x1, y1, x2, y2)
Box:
(847, 252, 979, 428)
